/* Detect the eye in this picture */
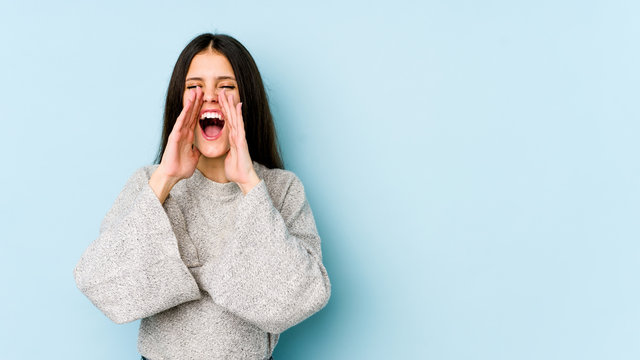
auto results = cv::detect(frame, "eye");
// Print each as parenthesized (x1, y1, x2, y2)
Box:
(186, 85, 201, 89)
(221, 85, 236, 89)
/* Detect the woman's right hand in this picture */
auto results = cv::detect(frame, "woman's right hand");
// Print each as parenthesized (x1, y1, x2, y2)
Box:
(149, 88, 203, 203)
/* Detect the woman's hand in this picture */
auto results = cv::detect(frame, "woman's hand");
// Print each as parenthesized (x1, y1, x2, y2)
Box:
(157, 87, 204, 183)
(220, 90, 260, 194)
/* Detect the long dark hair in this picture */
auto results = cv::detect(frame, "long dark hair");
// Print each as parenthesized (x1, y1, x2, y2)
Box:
(154, 33, 284, 169)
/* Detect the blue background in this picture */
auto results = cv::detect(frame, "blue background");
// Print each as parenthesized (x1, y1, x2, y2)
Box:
(1, 0, 638, 359)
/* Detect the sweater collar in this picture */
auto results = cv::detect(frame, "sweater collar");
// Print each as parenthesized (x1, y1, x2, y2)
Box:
(189, 168, 241, 199)
(187, 161, 263, 199)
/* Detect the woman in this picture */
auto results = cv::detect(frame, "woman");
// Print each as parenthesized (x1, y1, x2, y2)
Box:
(74, 33, 331, 360)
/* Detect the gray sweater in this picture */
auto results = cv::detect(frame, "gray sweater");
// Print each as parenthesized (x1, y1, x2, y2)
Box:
(73, 162, 331, 360)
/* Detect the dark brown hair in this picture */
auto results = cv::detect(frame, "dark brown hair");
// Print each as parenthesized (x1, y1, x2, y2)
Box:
(154, 33, 284, 169)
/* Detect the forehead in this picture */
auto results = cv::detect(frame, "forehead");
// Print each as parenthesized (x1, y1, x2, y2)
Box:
(186, 50, 235, 78)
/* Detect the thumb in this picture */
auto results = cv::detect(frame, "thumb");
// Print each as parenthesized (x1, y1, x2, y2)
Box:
(228, 131, 236, 148)
(191, 144, 201, 157)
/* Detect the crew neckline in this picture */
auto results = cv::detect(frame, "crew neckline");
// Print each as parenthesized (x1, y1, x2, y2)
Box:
(190, 168, 239, 199)
(188, 161, 263, 199)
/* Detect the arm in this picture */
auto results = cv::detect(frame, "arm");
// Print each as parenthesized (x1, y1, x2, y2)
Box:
(73, 167, 201, 324)
(199, 174, 331, 334)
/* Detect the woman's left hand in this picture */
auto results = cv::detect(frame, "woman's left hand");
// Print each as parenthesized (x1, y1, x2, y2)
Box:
(220, 90, 261, 194)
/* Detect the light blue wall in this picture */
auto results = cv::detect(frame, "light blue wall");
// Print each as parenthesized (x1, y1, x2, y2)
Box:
(1, 0, 638, 359)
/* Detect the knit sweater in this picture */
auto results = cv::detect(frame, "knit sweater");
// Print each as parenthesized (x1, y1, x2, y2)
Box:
(73, 162, 331, 360)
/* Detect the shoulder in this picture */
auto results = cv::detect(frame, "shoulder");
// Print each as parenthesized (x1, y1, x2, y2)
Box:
(108, 164, 158, 195)
(253, 161, 298, 186)
(122, 164, 159, 183)
(113, 164, 163, 196)
(140, 164, 161, 179)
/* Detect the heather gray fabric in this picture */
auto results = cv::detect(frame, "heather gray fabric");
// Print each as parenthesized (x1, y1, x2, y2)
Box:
(74, 162, 331, 360)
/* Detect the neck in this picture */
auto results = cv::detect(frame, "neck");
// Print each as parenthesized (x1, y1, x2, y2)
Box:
(196, 155, 229, 183)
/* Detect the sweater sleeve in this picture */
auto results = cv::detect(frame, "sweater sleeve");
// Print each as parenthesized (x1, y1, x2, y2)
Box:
(73, 167, 201, 324)
(199, 174, 331, 334)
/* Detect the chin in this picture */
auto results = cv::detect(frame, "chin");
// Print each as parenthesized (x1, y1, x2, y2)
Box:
(200, 151, 228, 160)
(196, 140, 229, 159)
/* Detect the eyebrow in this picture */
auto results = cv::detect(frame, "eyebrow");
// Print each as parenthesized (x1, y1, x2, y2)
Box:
(185, 76, 236, 82)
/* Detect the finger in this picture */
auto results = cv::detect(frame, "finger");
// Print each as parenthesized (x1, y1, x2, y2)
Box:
(231, 100, 244, 146)
(186, 87, 203, 131)
(220, 91, 234, 138)
(228, 93, 239, 141)
(173, 89, 195, 133)
(221, 91, 237, 144)
(192, 87, 204, 134)
(229, 126, 236, 148)
(236, 102, 245, 139)
(184, 88, 198, 124)
(191, 143, 201, 159)
(221, 89, 233, 127)
(228, 92, 238, 133)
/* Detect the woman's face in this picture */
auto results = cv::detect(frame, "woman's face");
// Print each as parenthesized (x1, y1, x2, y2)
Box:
(184, 50, 241, 159)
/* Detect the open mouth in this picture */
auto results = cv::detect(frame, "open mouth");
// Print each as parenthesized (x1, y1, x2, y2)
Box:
(199, 113, 225, 139)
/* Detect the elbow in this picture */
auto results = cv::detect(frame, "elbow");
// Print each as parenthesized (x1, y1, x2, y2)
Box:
(309, 273, 331, 316)
(320, 274, 332, 308)
(312, 263, 332, 315)
(73, 261, 90, 296)
(261, 273, 332, 334)
(72, 264, 143, 325)
(76, 283, 144, 325)
(261, 319, 294, 335)
(108, 311, 139, 325)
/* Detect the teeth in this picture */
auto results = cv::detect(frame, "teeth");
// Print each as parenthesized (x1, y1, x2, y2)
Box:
(200, 112, 222, 120)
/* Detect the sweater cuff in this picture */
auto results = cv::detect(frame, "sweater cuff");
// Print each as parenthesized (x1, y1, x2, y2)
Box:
(238, 179, 272, 214)
(133, 180, 185, 260)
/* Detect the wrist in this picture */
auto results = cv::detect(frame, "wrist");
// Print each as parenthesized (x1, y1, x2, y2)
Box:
(149, 167, 180, 203)
(156, 164, 183, 185)
(238, 171, 261, 195)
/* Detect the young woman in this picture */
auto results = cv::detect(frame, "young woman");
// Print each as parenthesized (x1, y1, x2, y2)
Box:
(74, 33, 331, 360)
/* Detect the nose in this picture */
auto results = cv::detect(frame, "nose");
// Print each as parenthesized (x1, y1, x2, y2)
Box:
(202, 87, 218, 103)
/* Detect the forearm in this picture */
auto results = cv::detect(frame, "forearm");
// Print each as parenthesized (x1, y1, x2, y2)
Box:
(75, 167, 201, 324)
(201, 179, 330, 333)
(237, 171, 261, 195)
(148, 167, 180, 204)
